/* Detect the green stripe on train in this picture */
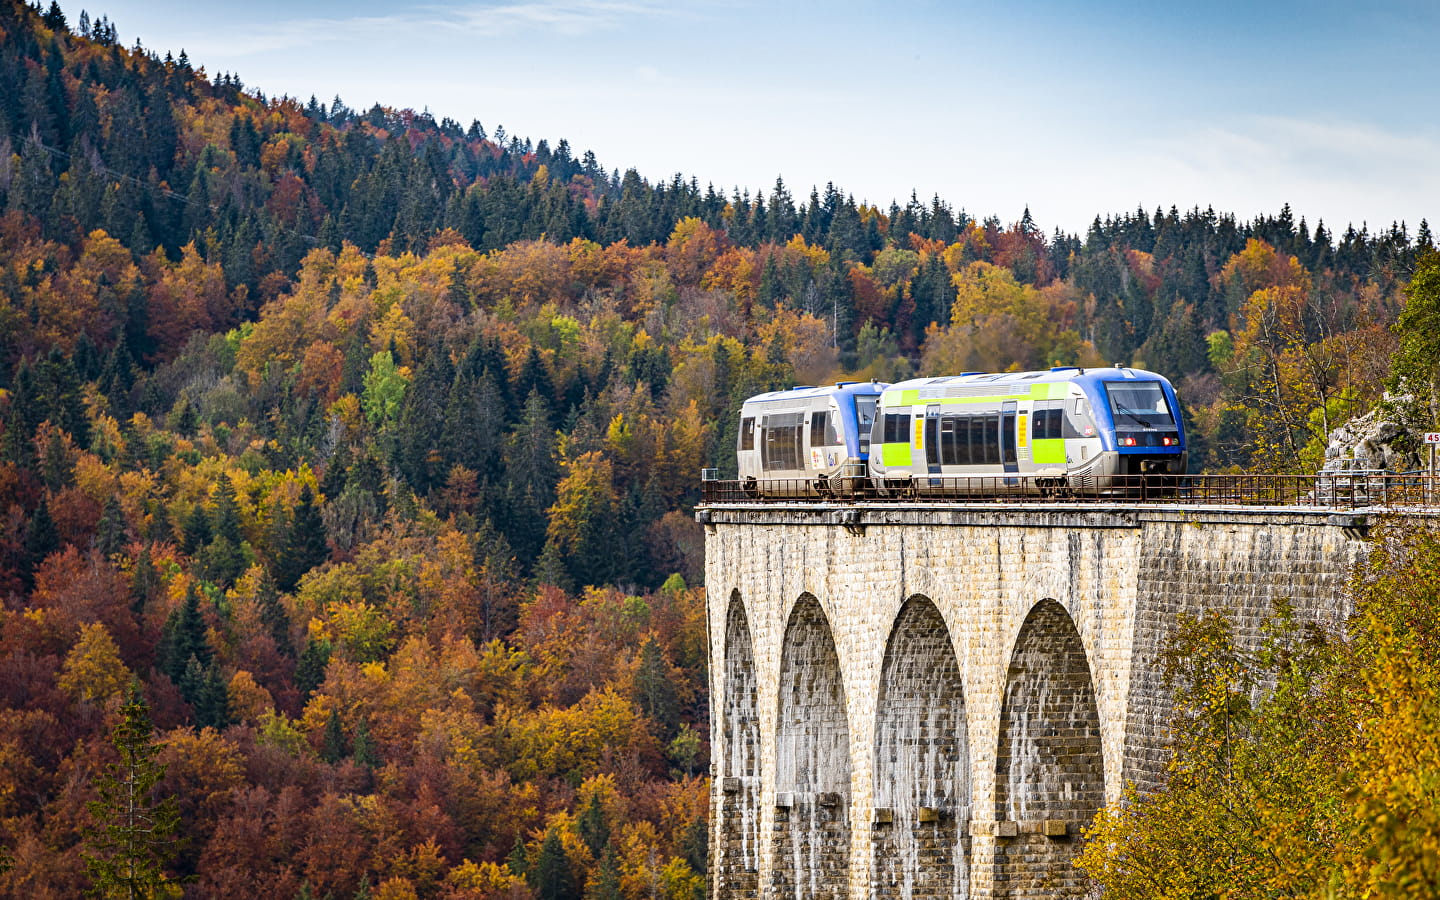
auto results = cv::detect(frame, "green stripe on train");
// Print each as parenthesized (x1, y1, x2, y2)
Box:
(1030, 438, 1066, 464)
(880, 380, 1074, 408)
(880, 442, 913, 467)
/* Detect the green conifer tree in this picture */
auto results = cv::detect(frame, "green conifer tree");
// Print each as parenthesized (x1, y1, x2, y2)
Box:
(211, 474, 242, 545)
(589, 848, 623, 900)
(130, 545, 159, 615)
(634, 637, 681, 742)
(506, 835, 529, 880)
(95, 495, 130, 558)
(159, 585, 211, 685)
(532, 829, 579, 900)
(256, 573, 293, 657)
(577, 793, 609, 857)
(321, 709, 346, 764)
(23, 496, 60, 584)
(277, 485, 328, 592)
(180, 504, 211, 556)
(83, 686, 182, 898)
(352, 718, 380, 770)
(295, 637, 331, 698)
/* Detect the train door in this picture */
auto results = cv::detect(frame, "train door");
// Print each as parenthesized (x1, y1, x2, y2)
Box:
(1001, 401, 1018, 475)
(924, 404, 942, 482)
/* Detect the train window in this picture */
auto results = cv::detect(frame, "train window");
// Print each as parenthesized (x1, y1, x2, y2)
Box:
(939, 417, 958, 466)
(855, 398, 877, 435)
(966, 416, 984, 465)
(882, 412, 911, 444)
(1031, 405, 1064, 441)
(982, 414, 1001, 464)
(738, 416, 754, 451)
(809, 411, 841, 446)
(761, 413, 804, 470)
(1104, 382, 1175, 429)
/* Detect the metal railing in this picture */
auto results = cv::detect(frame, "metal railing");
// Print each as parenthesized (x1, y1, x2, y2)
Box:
(698, 471, 1440, 510)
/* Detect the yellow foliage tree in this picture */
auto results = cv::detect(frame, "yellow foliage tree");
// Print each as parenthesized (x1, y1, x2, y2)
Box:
(922, 261, 1083, 374)
(57, 622, 131, 705)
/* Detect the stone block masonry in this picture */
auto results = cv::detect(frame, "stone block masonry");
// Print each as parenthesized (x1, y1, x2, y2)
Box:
(702, 504, 1378, 900)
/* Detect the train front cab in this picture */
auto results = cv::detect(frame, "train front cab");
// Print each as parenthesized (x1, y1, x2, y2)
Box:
(1085, 372, 1187, 490)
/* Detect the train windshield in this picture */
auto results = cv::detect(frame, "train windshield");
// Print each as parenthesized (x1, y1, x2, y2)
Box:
(854, 397, 878, 437)
(1103, 381, 1175, 430)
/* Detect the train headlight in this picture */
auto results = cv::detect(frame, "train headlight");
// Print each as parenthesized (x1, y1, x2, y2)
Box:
(1162, 436, 1173, 446)
(1120, 436, 1137, 447)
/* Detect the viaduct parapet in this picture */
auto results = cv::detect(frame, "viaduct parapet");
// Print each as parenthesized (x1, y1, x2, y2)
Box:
(702, 504, 1376, 900)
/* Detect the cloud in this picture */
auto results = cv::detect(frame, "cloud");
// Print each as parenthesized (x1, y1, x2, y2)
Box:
(448, 0, 673, 36)
(1110, 115, 1440, 229)
(177, 0, 673, 57)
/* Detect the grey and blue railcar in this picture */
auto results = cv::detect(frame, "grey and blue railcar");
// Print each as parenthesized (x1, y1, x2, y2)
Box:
(867, 366, 1187, 494)
(737, 382, 887, 496)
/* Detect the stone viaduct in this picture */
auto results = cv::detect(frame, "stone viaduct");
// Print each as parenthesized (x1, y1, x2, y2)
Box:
(700, 503, 1376, 900)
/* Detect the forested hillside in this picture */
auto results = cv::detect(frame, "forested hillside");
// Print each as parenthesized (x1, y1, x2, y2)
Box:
(0, 0, 1434, 897)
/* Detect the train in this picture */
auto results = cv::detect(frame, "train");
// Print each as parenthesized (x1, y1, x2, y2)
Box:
(736, 366, 1186, 497)
(736, 381, 884, 496)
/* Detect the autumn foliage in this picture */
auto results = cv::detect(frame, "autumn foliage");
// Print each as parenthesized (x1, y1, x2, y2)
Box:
(0, 1, 1436, 896)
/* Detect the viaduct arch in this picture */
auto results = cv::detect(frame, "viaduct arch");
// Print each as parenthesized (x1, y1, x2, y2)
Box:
(704, 505, 1370, 899)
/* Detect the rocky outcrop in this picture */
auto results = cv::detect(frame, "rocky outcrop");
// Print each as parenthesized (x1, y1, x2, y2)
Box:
(1322, 402, 1424, 474)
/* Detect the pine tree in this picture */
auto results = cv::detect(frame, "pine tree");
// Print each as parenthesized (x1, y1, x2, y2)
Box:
(94, 495, 130, 558)
(130, 545, 160, 615)
(180, 504, 211, 555)
(321, 708, 346, 763)
(295, 637, 331, 698)
(577, 793, 609, 857)
(634, 638, 681, 742)
(506, 835, 529, 880)
(531, 538, 573, 593)
(201, 475, 246, 586)
(180, 656, 229, 730)
(352, 718, 380, 769)
(277, 485, 328, 592)
(42, 2, 66, 31)
(256, 573, 293, 657)
(23, 495, 60, 583)
(532, 829, 579, 900)
(83, 686, 183, 898)
(158, 585, 211, 685)
(211, 474, 242, 545)
(589, 848, 623, 900)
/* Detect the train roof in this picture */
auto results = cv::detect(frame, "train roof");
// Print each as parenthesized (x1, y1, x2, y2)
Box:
(741, 381, 889, 405)
(880, 366, 1173, 397)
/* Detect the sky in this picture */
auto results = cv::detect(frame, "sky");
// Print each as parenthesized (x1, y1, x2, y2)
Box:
(69, 0, 1440, 236)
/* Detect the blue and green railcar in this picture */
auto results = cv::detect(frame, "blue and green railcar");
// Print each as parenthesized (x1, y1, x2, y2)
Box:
(866, 366, 1187, 494)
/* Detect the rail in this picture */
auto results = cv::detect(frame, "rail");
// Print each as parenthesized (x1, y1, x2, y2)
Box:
(698, 471, 1440, 510)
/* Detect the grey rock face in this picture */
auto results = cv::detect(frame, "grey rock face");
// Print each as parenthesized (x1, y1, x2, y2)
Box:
(1321, 399, 1423, 473)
